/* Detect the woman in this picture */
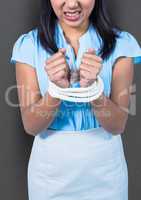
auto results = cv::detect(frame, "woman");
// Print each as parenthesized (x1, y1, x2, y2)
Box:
(11, 0, 141, 199)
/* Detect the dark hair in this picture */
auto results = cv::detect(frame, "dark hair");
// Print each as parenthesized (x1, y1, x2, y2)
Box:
(37, 0, 121, 61)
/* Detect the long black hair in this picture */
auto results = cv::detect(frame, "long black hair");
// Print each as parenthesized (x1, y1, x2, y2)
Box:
(37, 0, 121, 61)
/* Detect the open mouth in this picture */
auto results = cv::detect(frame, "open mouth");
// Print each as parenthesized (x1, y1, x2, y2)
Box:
(63, 11, 82, 21)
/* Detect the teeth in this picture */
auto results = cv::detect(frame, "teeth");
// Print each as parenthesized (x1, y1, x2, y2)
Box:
(65, 12, 80, 17)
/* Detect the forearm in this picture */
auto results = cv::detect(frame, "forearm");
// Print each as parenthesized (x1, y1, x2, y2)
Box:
(22, 92, 61, 136)
(90, 93, 128, 135)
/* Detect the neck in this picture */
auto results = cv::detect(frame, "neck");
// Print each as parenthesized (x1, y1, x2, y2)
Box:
(59, 20, 90, 42)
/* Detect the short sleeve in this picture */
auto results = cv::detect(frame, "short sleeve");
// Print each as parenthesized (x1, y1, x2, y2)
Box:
(10, 31, 36, 68)
(111, 31, 141, 66)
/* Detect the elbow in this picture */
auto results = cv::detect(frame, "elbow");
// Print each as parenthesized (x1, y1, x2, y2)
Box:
(110, 120, 127, 135)
(119, 123, 127, 134)
(21, 110, 42, 136)
(23, 123, 38, 136)
(110, 112, 128, 135)
(117, 114, 128, 135)
(22, 116, 38, 136)
(22, 116, 50, 136)
(105, 126, 125, 135)
(118, 122, 127, 135)
(104, 117, 128, 135)
(20, 110, 37, 136)
(25, 129, 37, 137)
(104, 127, 123, 135)
(112, 126, 125, 135)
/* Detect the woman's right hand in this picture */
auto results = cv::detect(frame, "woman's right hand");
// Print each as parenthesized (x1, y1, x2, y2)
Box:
(45, 48, 70, 88)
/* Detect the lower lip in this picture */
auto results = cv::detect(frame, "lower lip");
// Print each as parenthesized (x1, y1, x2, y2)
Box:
(64, 12, 81, 22)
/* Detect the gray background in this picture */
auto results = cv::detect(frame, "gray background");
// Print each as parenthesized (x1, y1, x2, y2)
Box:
(0, 0, 141, 199)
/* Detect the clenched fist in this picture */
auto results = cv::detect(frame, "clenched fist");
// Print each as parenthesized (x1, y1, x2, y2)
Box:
(45, 48, 70, 88)
(80, 48, 103, 87)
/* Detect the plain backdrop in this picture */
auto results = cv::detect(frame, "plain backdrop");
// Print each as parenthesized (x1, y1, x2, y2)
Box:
(0, 0, 141, 199)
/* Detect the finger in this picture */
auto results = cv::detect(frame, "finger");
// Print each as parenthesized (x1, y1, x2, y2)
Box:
(80, 76, 97, 87)
(45, 57, 66, 70)
(80, 65, 100, 78)
(80, 70, 91, 80)
(80, 79, 95, 87)
(51, 70, 66, 81)
(80, 63, 94, 73)
(45, 49, 66, 64)
(83, 53, 103, 63)
(80, 68, 99, 80)
(47, 64, 67, 76)
(80, 63, 101, 73)
(81, 57, 102, 68)
(80, 79, 90, 88)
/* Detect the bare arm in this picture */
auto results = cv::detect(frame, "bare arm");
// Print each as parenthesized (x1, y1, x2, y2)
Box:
(15, 62, 61, 136)
(90, 57, 134, 135)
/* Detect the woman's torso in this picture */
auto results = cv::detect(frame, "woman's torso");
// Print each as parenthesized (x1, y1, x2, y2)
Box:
(32, 22, 114, 131)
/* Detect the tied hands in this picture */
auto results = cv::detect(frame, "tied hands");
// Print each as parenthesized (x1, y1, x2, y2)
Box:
(45, 48, 103, 88)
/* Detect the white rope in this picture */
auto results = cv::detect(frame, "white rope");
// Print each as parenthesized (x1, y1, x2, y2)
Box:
(48, 76, 104, 102)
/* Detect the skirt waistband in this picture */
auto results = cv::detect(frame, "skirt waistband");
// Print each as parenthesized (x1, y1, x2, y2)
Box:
(46, 127, 113, 139)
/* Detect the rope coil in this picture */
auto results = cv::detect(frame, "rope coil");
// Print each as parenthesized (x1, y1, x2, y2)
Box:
(48, 76, 104, 102)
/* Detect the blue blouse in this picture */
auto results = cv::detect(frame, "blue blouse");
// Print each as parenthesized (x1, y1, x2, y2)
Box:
(10, 21, 141, 132)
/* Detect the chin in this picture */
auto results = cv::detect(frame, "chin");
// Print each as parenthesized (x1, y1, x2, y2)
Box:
(62, 18, 87, 28)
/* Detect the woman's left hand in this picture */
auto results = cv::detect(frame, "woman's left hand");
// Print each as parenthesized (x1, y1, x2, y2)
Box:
(80, 48, 103, 87)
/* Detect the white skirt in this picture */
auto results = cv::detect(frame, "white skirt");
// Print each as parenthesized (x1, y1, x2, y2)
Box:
(27, 127, 128, 200)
